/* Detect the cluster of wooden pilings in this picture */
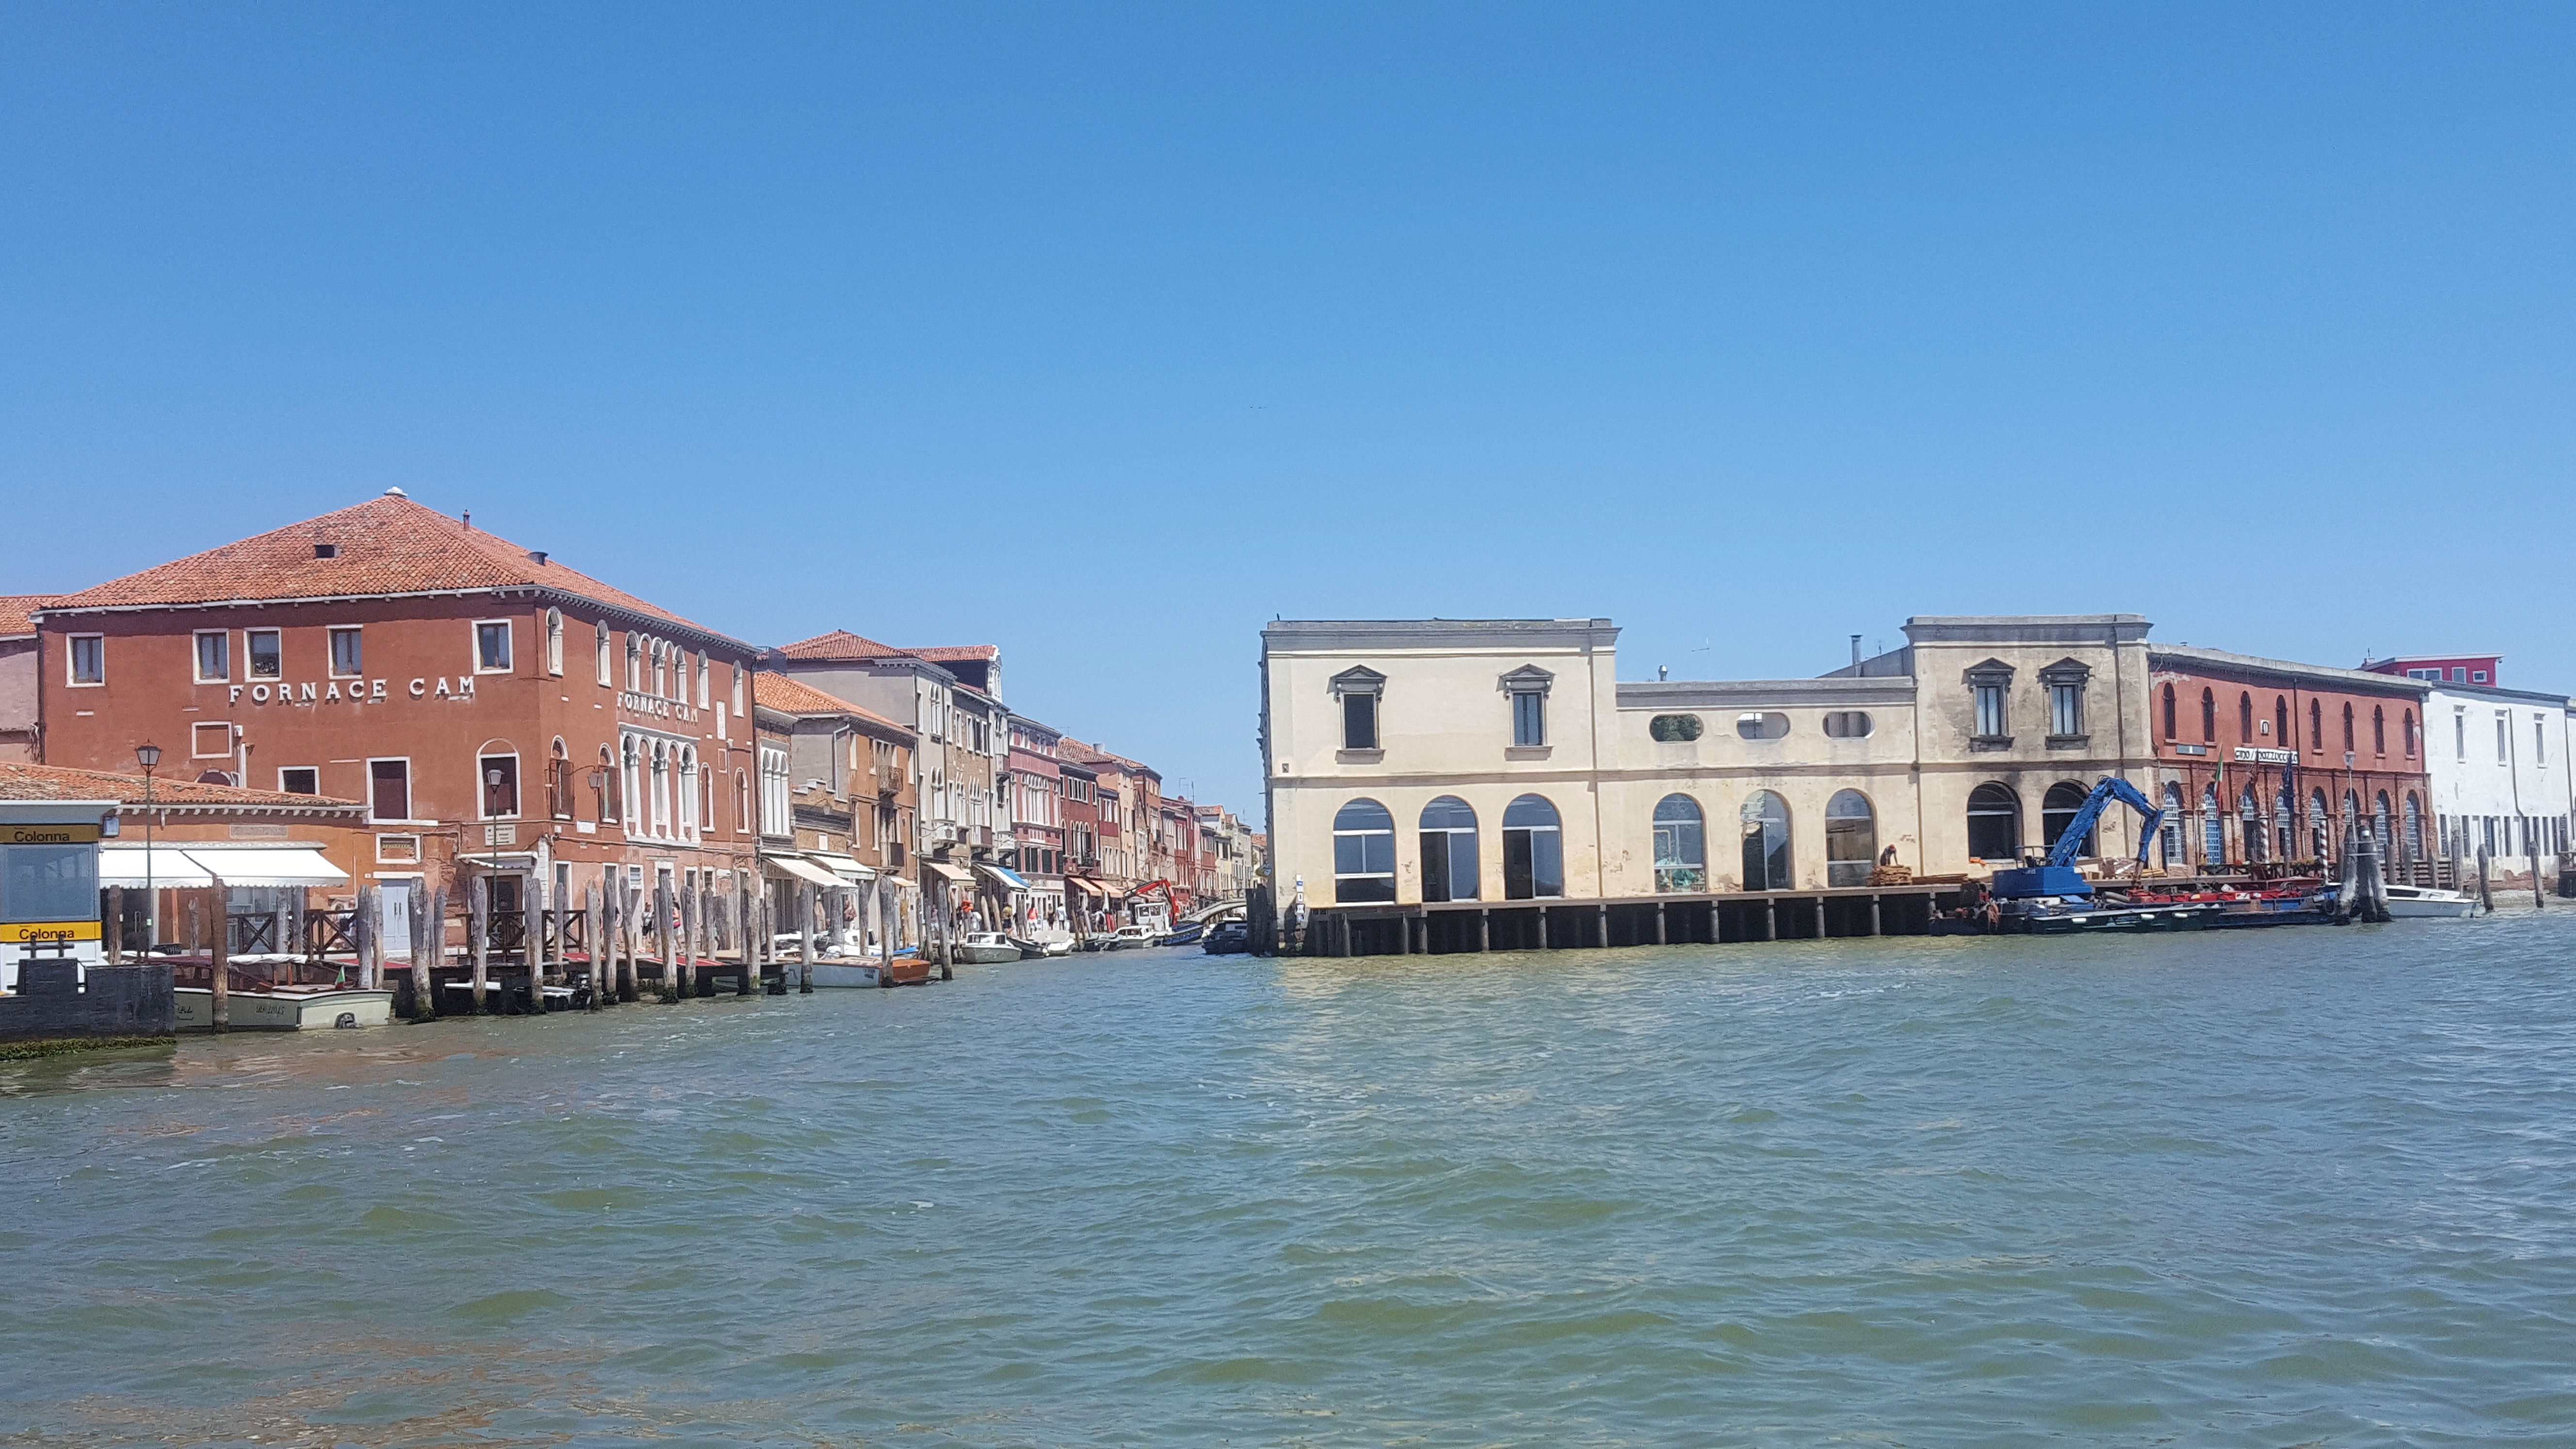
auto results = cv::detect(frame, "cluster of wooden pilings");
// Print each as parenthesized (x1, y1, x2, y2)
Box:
(1294, 884, 1965, 958)
(348, 869, 869, 1022)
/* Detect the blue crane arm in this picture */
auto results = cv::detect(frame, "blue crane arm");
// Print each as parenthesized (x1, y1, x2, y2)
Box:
(2047, 775, 2164, 869)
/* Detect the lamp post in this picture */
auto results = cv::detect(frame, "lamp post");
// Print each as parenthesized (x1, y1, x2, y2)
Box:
(135, 743, 161, 952)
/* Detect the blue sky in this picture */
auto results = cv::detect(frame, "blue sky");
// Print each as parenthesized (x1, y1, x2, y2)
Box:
(7, 4, 2572, 818)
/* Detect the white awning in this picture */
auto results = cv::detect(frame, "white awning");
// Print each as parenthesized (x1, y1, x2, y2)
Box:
(183, 846, 349, 888)
(765, 855, 842, 888)
(920, 860, 975, 886)
(98, 845, 348, 889)
(806, 852, 875, 881)
(98, 845, 215, 888)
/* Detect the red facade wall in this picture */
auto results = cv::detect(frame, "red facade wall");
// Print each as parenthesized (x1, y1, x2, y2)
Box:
(2149, 663, 2432, 869)
(40, 595, 758, 892)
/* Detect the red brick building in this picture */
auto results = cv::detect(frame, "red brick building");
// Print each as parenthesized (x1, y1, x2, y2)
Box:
(33, 491, 762, 932)
(2147, 645, 2434, 872)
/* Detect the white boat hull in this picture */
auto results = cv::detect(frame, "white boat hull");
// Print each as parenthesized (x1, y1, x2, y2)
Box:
(809, 961, 893, 988)
(2384, 892, 2478, 918)
(174, 986, 394, 1031)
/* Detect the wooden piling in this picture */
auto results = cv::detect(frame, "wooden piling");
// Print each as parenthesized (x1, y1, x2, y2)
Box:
(654, 876, 676, 1001)
(1478, 908, 1490, 951)
(1763, 898, 1777, 941)
(1869, 895, 1883, 936)
(798, 882, 816, 993)
(584, 881, 603, 1010)
(354, 883, 377, 990)
(207, 879, 230, 1031)
(415, 882, 441, 1019)
(468, 875, 490, 1013)
(526, 873, 546, 1003)
(677, 880, 697, 998)
(736, 875, 755, 996)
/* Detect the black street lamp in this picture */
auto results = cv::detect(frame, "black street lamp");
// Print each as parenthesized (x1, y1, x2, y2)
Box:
(135, 743, 161, 951)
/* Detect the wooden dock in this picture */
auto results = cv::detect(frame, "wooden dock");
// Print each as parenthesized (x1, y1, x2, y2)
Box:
(1303, 884, 1970, 956)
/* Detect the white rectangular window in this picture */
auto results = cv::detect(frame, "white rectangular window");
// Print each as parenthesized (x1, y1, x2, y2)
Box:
(2456, 712, 2467, 760)
(247, 629, 282, 679)
(1975, 683, 2008, 738)
(1512, 690, 1546, 746)
(2538, 717, 2549, 765)
(545, 609, 564, 676)
(66, 634, 104, 686)
(759, 745, 790, 836)
(329, 627, 363, 678)
(475, 620, 513, 673)
(278, 767, 319, 795)
(596, 622, 613, 686)
(2050, 683, 2083, 737)
(194, 631, 230, 683)
(2497, 714, 2509, 763)
(697, 654, 710, 708)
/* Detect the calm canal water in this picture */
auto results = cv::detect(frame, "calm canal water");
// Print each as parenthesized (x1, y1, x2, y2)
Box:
(7, 914, 2576, 1447)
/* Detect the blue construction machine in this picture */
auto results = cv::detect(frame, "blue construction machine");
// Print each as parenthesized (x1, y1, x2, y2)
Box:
(1988, 776, 2164, 901)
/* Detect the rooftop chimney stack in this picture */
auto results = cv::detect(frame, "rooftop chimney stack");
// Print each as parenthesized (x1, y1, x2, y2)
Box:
(1851, 634, 1863, 669)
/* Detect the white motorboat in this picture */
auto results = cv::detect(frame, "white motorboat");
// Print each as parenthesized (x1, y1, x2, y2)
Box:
(1102, 925, 1157, 951)
(174, 985, 394, 1030)
(2382, 885, 2479, 918)
(951, 933, 1025, 965)
(809, 957, 934, 987)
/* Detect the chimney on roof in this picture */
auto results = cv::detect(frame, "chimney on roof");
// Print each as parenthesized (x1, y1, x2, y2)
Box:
(528, 550, 547, 566)
(461, 511, 471, 530)
(1851, 634, 1863, 668)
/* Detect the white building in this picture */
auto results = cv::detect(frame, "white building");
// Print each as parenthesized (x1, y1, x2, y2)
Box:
(2422, 682, 2574, 882)
(1260, 615, 2157, 950)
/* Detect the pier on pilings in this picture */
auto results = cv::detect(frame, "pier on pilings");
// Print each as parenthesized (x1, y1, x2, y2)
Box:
(1304, 884, 1969, 958)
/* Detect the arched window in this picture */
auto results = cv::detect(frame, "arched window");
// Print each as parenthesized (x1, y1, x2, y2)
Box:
(2342, 790, 2363, 854)
(596, 621, 613, 686)
(596, 744, 617, 822)
(1418, 796, 1480, 902)
(2162, 683, 2177, 740)
(545, 608, 564, 676)
(2372, 706, 2386, 756)
(2043, 782, 2096, 858)
(2310, 789, 2331, 860)
(2373, 791, 2391, 849)
(2238, 692, 2254, 743)
(2403, 792, 2424, 863)
(2274, 696, 2287, 743)
(1501, 794, 1563, 900)
(1740, 790, 1791, 890)
(2202, 784, 2224, 865)
(1653, 794, 1706, 893)
(2201, 689, 2217, 741)
(1333, 799, 1397, 903)
(2342, 703, 2355, 754)
(2159, 783, 2185, 867)
(2274, 785, 2293, 863)
(2238, 786, 2267, 863)
(1825, 790, 1876, 886)
(2309, 699, 2322, 751)
(1966, 783, 2020, 862)
(625, 632, 642, 692)
(2403, 710, 2417, 757)
(548, 737, 571, 819)
(678, 746, 700, 837)
(649, 740, 671, 836)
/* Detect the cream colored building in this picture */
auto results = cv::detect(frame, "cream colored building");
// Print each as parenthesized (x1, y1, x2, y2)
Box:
(1261, 615, 2159, 924)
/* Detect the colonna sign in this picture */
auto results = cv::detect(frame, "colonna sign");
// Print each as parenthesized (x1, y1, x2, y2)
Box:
(0, 800, 113, 991)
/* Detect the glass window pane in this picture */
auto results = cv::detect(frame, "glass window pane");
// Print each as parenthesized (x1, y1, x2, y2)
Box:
(2, 844, 97, 923)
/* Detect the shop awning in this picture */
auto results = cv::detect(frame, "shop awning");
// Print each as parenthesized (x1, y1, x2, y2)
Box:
(978, 863, 1031, 891)
(920, 860, 975, 886)
(1065, 876, 1112, 899)
(98, 845, 215, 888)
(181, 846, 349, 888)
(97, 845, 347, 889)
(806, 852, 875, 881)
(765, 855, 842, 888)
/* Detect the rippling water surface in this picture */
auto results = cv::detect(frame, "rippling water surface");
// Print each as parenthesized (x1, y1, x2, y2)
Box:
(8, 914, 2576, 1446)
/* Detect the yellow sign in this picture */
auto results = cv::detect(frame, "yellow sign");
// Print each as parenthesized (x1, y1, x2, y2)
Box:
(1, 920, 103, 944)
(1, 823, 101, 845)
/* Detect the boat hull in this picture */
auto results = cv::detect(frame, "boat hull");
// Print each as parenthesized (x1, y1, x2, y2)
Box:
(174, 986, 395, 1030)
(2384, 892, 2478, 918)
(808, 958, 934, 988)
(1999, 903, 2224, 934)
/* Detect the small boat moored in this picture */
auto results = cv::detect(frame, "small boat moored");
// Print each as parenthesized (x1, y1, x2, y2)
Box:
(2382, 885, 2478, 918)
(174, 984, 395, 1030)
(950, 933, 1025, 965)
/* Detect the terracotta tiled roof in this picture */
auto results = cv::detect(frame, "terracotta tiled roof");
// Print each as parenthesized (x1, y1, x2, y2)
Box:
(753, 673, 913, 734)
(0, 595, 51, 637)
(0, 761, 365, 810)
(44, 493, 744, 647)
(902, 644, 998, 662)
(772, 629, 911, 661)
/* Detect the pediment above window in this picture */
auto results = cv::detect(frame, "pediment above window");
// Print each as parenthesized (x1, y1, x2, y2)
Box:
(1498, 664, 1555, 694)
(1962, 658, 2014, 686)
(1328, 665, 1386, 696)
(2037, 657, 2092, 685)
